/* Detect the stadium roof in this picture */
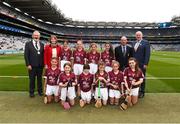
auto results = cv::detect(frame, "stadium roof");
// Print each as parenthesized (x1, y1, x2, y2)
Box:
(1, 0, 69, 23)
(1, 0, 172, 28)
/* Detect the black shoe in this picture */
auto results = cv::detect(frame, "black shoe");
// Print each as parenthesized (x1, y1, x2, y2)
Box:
(138, 93, 144, 98)
(29, 94, 35, 98)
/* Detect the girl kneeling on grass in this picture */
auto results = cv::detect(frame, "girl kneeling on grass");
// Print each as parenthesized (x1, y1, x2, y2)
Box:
(124, 57, 144, 106)
(78, 64, 94, 107)
(108, 61, 124, 105)
(58, 62, 77, 107)
(44, 57, 61, 103)
(94, 62, 109, 106)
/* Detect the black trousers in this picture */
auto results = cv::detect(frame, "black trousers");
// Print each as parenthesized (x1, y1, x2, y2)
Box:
(139, 66, 146, 94)
(28, 67, 43, 95)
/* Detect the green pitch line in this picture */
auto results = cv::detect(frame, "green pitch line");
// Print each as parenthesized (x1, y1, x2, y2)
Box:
(1, 75, 180, 79)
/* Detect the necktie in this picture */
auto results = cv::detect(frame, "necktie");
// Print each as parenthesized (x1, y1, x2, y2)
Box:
(134, 42, 140, 52)
(123, 46, 126, 56)
(35, 42, 38, 50)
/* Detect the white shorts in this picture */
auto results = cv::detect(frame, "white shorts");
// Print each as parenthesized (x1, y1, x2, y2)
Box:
(73, 64, 84, 75)
(94, 87, 108, 101)
(105, 66, 112, 73)
(45, 85, 59, 96)
(61, 60, 70, 71)
(109, 89, 121, 98)
(126, 87, 139, 96)
(60, 87, 76, 101)
(89, 63, 98, 74)
(81, 90, 92, 102)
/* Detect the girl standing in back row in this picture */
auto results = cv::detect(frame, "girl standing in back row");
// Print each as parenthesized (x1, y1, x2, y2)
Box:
(86, 43, 100, 74)
(101, 42, 114, 72)
(60, 40, 72, 71)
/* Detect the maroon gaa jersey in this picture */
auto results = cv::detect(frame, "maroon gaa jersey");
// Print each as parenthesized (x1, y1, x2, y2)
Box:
(73, 49, 86, 64)
(45, 68, 61, 86)
(95, 71, 109, 88)
(79, 73, 94, 92)
(60, 48, 72, 61)
(108, 70, 124, 90)
(101, 51, 114, 66)
(58, 72, 76, 87)
(86, 51, 100, 64)
(123, 67, 144, 89)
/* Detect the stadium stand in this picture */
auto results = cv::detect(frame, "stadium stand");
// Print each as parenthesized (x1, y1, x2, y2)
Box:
(0, 33, 28, 54)
(0, 33, 47, 54)
(0, 0, 180, 53)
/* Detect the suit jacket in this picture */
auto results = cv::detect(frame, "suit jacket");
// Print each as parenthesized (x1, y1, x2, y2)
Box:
(132, 39, 150, 68)
(24, 40, 44, 67)
(44, 44, 61, 68)
(115, 45, 132, 70)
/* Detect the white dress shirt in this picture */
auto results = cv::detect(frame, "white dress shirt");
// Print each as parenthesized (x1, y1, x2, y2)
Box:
(134, 40, 141, 51)
(32, 40, 40, 51)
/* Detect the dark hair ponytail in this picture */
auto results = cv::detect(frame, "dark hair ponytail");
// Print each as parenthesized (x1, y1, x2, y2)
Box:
(105, 42, 114, 58)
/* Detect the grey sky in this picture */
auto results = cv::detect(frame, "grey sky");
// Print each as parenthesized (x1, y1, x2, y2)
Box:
(52, 0, 180, 22)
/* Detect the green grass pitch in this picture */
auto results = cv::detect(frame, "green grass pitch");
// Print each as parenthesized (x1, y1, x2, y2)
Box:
(0, 91, 180, 123)
(0, 51, 180, 123)
(0, 51, 180, 92)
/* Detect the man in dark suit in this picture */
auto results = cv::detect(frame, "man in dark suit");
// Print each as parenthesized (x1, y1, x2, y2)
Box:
(132, 31, 150, 98)
(24, 30, 44, 97)
(115, 36, 132, 71)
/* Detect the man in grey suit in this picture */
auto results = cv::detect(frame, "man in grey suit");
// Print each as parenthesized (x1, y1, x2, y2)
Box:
(115, 36, 132, 71)
(132, 31, 150, 98)
(24, 30, 44, 97)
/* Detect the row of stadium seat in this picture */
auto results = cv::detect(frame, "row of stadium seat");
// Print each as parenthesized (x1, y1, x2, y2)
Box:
(1, 3, 180, 38)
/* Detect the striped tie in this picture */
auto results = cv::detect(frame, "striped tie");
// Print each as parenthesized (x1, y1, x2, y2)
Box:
(35, 42, 38, 50)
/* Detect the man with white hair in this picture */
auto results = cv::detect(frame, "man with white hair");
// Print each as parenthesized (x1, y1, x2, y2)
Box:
(132, 31, 150, 98)
(24, 30, 44, 98)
